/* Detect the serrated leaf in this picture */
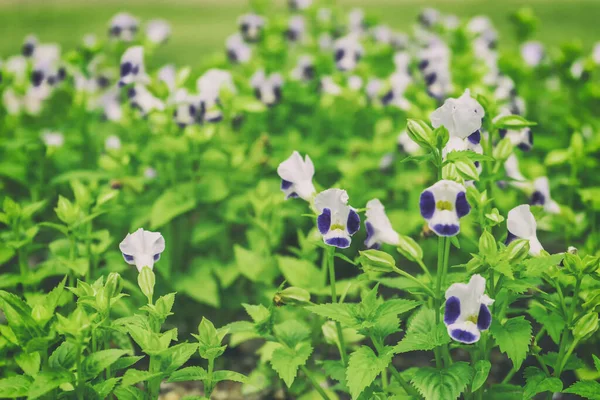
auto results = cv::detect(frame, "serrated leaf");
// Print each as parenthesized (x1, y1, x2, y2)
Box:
(593, 354, 600, 372)
(270, 342, 313, 387)
(490, 317, 532, 370)
(114, 385, 146, 400)
(28, 370, 73, 399)
(394, 308, 450, 353)
(111, 356, 144, 371)
(471, 360, 491, 391)
(0, 375, 32, 398)
(277, 256, 323, 291)
(305, 303, 357, 327)
(168, 366, 208, 382)
(523, 254, 564, 278)
(563, 381, 600, 399)
(346, 345, 393, 399)
(157, 343, 199, 373)
(212, 370, 247, 383)
(49, 341, 77, 370)
(93, 378, 119, 399)
(523, 367, 562, 399)
(274, 320, 311, 348)
(486, 384, 523, 400)
(121, 369, 164, 386)
(411, 362, 473, 400)
(81, 349, 129, 381)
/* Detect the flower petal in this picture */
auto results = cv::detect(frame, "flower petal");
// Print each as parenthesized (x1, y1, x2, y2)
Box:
(444, 296, 461, 325)
(448, 321, 481, 344)
(507, 204, 537, 239)
(419, 190, 435, 219)
(455, 192, 470, 218)
(477, 304, 492, 331)
(317, 208, 331, 234)
(347, 209, 360, 236)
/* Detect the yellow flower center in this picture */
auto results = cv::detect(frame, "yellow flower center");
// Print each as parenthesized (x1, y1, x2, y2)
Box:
(436, 200, 454, 211)
(330, 223, 345, 231)
(466, 314, 478, 324)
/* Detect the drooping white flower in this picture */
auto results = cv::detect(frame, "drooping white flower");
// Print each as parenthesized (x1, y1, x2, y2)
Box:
(467, 16, 497, 48)
(430, 89, 485, 139)
(251, 70, 283, 107)
(333, 35, 364, 72)
(393, 52, 410, 73)
(100, 89, 123, 122)
(196, 69, 236, 122)
(119, 46, 148, 87)
(286, 15, 306, 42)
(41, 130, 64, 147)
(146, 19, 171, 44)
(521, 41, 544, 67)
(364, 199, 400, 249)
(129, 84, 165, 114)
(506, 204, 543, 255)
(238, 14, 265, 42)
(291, 55, 315, 81)
(371, 25, 392, 44)
(499, 126, 533, 151)
(105, 135, 122, 150)
(32, 43, 61, 86)
(277, 151, 316, 201)
(158, 64, 177, 93)
(119, 228, 165, 272)
(502, 154, 530, 191)
(570, 60, 584, 79)
(531, 177, 560, 214)
(444, 274, 494, 344)
(397, 131, 421, 155)
(5, 56, 28, 82)
(418, 39, 452, 98)
(226, 33, 252, 64)
(315, 189, 360, 248)
(419, 180, 470, 237)
(109, 12, 139, 42)
(380, 71, 412, 110)
(419, 8, 440, 28)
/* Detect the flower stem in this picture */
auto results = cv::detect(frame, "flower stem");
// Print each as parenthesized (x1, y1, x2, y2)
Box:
(327, 246, 348, 366)
(205, 357, 215, 397)
(554, 277, 581, 378)
(300, 365, 330, 400)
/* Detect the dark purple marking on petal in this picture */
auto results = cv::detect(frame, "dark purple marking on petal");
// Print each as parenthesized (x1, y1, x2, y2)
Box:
(425, 72, 437, 86)
(419, 190, 435, 219)
(281, 180, 293, 190)
(468, 130, 481, 144)
(497, 180, 507, 189)
(450, 328, 478, 344)
(325, 236, 350, 248)
(517, 142, 532, 152)
(477, 304, 492, 331)
(530, 190, 545, 206)
(505, 230, 517, 245)
(347, 210, 360, 236)
(120, 61, 133, 77)
(498, 128, 507, 139)
(334, 49, 344, 62)
(317, 208, 331, 234)
(444, 296, 461, 325)
(455, 192, 470, 218)
(123, 253, 134, 262)
(286, 192, 299, 199)
(432, 224, 460, 236)
(364, 221, 379, 249)
(474, 161, 480, 168)
(227, 49, 238, 63)
(527, 129, 533, 146)
(153, 253, 161, 262)
(418, 59, 429, 70)
(381, 90, 394, 105)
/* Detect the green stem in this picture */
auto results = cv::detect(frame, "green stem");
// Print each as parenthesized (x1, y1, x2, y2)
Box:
(555, 277, 581, 378)
(416, 259, 432, 280)
(327, 247, 348, 366)
(75, 341, 83, 400)
(300, 365, 330, 400)
(392, 266, 436, 297)
(205, 357, 215, 397)
(389, 364, 421, 398)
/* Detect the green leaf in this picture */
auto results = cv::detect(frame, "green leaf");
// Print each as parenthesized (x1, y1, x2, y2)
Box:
(274, 320, 311, 348)
(0, 376, 32, 398)
(196, 177, 230, 203)
(358, 249, 396, 273)
(168, 366, 208, 382)
(81, 349, 129, 381)
(411, 362, 473, 400)
(471, 360, 491, 391)
(150, 182, 197, 229)
(15, 351, 41, 376)
(174, 267, 220, 307)
(394, 307, 450, 353)
(111, 356, 144, 371)
(0, 290, 44, 343)
(523, 254, 564, 278)
(305, 303, 357, 327)
(277, 256, 323, 291)
(346, 346, 393, 399)
(594, 354, 600, 372)
(212, 370, 247, 383)
(121, 369, 164, 386)
(49, 341, 77, 370)
(234, 245, 272, 283)
(486, 384, 523, 400)
(195, 318, 226, 360)
(28, 370, 73, 399)
(493, 114, 537, 129)
(523, 367, 562, 399)
(563, 381, 600, 400)
(114, 385, 146, 400)
(157, 342, 199, 373)
(93, 378, 119, 399)
(270, 342, 313, 387)
(490, 317, 532, 370)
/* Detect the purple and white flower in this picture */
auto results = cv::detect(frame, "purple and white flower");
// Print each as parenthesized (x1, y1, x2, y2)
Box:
(430, 89, 484, 139)
(333, 35, 363, 72)
(419, 180, 470, 237)
(197, 69, 236, 122)
(286, 15, 306, 42)
(109, 13, 139, 42)
(238, 14, 265, 42)
(315, 189, 360, 248)
(499, 126, 533, 151)
(289, 0, 312, 11)
(291, 55, 315, 81)
(22, 34, 37, 57)
(226, 34, 252, 64)
(347, 75, 363, 91)
(444, 274, 494, 344)
(277, 151, 315, 201)
(501, 154, 529, 191)
(146, 19, 171, 44)
(530, 177, 560, 214)
(364, 199, 400, 249)
(119, 228, 165, 272)
(119, 46, 149, 87)
(507, 204, 543, 255)
(320, 76, 342, 96)
(128, 84, 165, 114)
(251, 70, 283, 107)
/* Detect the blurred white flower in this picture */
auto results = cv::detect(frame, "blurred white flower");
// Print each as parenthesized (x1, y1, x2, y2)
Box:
(238, 13, 265, 42)
(348, 75, 363, 91)
(105, 135, 122, 150)
(146, 19, 171, 44)
(321, 76, 342, 96)
(521, 41, 544, 67)
(430, 89, 484, 139)
(251, 70, 283, 106)
(334, 35, 363, 72)
(531, 177, 560, 214)
(109, 12, 139, 42)
(507, 204, 543, 255)
(226, 33, 252, 64)
(277, 151, 316, 201)
(364, 199, 400, 249)
(119, 46, 148, 86)
(41, 130, 64, 147)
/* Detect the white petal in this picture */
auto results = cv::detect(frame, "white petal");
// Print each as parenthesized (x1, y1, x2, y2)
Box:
(119, 228, 165, 272)
(429, 179, 466, 203)
(365, 199, 400, 246)
(507, 204, 537, 239)
(315, 189, 351, 226)
(447, 321, 481, 344)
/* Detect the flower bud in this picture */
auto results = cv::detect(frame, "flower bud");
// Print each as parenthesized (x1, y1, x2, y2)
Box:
(397, 235, 423, 262)
(359, 249, 396, 273)
(506, 239, 530, 262)
(493, 138, 514, 161)
(137, 266, 155, 304)
(55, 196, 80, 226)
(562, 253, 583, 275)
(275, 287, 311, 305)
(406, 119, 435, 150)
(582, 255, 600, 274)
(455, 159, 479, 181)
(479, 230, 497, 258)
(573, 312, 599, 341)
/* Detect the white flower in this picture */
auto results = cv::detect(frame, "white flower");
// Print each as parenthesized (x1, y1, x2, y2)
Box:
(570, 60, 584, 79)
(197, 69, 236, 97)
(22, 34, 37, 57)
(593, 42, 600, 65)
(5, 56, 28, 82)
(507, 204, 543, 255)
(238, 14, 265, 42)
(41, 130, 64, 147)
(499, 126, 533, 151)
(494, 76, 515, 101)
(419, 8, 440, 27)
(444, 274, 494, 344)
(333, 35, 363, 72)
(315, 189, 360, 248)
(419, 180, 470, 237)
(321, 76, 342, 96)
(146, 19, 171, 44)
(129, 84, 165, 114)
(393, 52, 410, 73)
(251, 70, 283, 106)
(119, 46, 148, 86)
(531, 177, 560, 214)
(119, 228, 165, 272)
(364, 199, 400, 249)
(291, 55, 314, 81)
(379, 153, 395, 172)
(348, 9, 365, 33)
(348, 75, 363, 91)
(158, 64, 177, 93)
(82, 34, 98, 49)
(366, 78, 383, 100)
(100, 89, 123, 122)
(109, 12, 139, 42)
(319, 33, 333, 51)
(381, 71, 412, 110)
(226, 34, 252, 64)
(286, 15, 306, 42)
(289, 0, 312, 10)
(317, 8, 332, 23)
(32, 44, 61, 86)
(372, 25, 392, 44)
(144, 167, 157, 179)
(502, 154, 530, 191)
(521, 41, 544, 67)
(397, 131, 421, 155)
(277, 151, 315, 201)
(3, 89, 22, 115)
(430, 89, 485, 139)
(105, 135, 122, 150)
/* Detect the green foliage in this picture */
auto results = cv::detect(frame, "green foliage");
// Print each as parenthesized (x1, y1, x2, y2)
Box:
(411, 362, 473, 400)
(394, 308, 450, 353)
(490, 317, 532, 370)
(346, 345, 393, 399)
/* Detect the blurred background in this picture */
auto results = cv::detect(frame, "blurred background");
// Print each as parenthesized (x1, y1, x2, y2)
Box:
(3, 0, 599, 67)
